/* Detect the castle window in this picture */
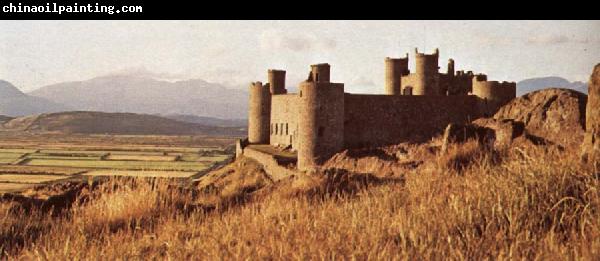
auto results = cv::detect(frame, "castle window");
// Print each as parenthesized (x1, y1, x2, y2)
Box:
(318, 126, 324, 137)
(315, 73, 319, 82)
(280, 123, 284, 135)
(275, 124, 278, 135)
(285, 123, 288, 135)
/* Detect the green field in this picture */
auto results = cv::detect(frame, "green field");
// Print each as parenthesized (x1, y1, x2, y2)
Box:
(0, 148, 38, 154)
(0, 174, 71, 184)
(0, 152, 25, 158)
(37, 150, 108, 156)
(179, 154, 229, 162)
(0, 140, 232, 193)
(0, 152, 23, 164)
(0, 159, 17, 164)
(26, 154, 103, 161)
(0, 183, 35, 193)
(0, 165, 86, 175)
(26, 158, 210, 171)
(105, 154, 178, 161)
(83, 170, 198, 178)
(37, 146, 212, 153)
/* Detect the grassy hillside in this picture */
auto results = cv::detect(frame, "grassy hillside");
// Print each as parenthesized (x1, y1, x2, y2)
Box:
(1, 139, 597, 259)
(0, 111, 245, 136)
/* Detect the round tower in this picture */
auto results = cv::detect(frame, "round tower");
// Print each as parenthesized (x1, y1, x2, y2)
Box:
(268, 69, 286, 94)
(297, 80, 345, 172)
(384, 55, 409, 95)
(248, 81, 271, 144)
(472, 78, 516, 117)
(447, 59, 455, 76)
(310, 63, 330, 82)
(414, 48, 440, 95)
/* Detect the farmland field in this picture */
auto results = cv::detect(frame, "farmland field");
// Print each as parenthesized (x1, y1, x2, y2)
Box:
(0, 174, 72, 184)
(0, 183, 35, 193)
(83, 170, 198, 178)
(0, 133, 236, 193)
(25, 159, 209, 171)
(105, 154, 178, 161)
(0, 165, 87, 175)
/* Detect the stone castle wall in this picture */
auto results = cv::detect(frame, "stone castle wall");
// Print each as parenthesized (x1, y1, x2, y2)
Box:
(270, 94, 299, 149)
(472, 79, 517, 117)
(246, 49, 516, 172)
(343, 94, 479, 148)
(241, 146, 298, 180)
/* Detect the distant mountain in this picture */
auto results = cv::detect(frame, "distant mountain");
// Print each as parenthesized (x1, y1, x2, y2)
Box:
(29, 75, 248, 119)
(0, 111, 245, 136)
(0, 115, 14, 123)
(163, 114, 247, 128)
(517, 77, 587, 96)
(0, 80, 70, 116)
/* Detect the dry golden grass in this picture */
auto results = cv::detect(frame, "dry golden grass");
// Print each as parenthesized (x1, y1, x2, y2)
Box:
(0, 143, 598, 259)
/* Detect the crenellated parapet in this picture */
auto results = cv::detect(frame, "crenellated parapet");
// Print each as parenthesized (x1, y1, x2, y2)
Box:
(413, 48, 440, 95)
(309, 63, 331, 82)
(244, 48, 517, 173)
(248, 81, 272, 144)
(472, 77, 516, 116)
(298, 64, 345, 172)
(384, 55, 410, 95)
(268, 69, 287, 95)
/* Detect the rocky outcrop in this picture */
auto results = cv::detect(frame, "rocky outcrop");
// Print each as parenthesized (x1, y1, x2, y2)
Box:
(582, 64, 600, 164)
(473, 118, 526, 149)
(493, 88, 587, 147)
(441, 119, 525, 152)
(441, 123, 491, 152)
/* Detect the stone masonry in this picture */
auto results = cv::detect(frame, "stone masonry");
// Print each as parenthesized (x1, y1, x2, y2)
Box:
(242, 48, 517, 172)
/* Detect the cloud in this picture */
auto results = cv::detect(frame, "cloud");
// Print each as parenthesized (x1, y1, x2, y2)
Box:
(526, 34, 570, 45)
(259, 29, 337, 52)
(526, 34, 600, 45)
(476, 33, 599, 47)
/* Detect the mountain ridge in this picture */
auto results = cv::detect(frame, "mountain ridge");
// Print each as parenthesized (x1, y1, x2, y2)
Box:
(516, 76, 587, 96)
(0, 80, 70, 116)
(0, 111, 245, 136)
(28, 74, 248, 119)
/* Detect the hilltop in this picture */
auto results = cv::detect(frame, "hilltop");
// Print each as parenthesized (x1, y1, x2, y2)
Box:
(0, 111, 245, 136)
(0, 115, 13, 123)
(162, 114, 247, 127)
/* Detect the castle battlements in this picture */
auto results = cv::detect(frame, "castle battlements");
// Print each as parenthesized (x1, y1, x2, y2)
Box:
(241, 48, 516, 172)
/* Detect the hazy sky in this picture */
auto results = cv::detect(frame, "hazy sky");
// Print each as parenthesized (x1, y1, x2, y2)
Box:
(0, 20, 598, 93)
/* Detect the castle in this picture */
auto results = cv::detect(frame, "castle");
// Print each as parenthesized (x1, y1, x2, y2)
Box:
(238, 48, 516, 172)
